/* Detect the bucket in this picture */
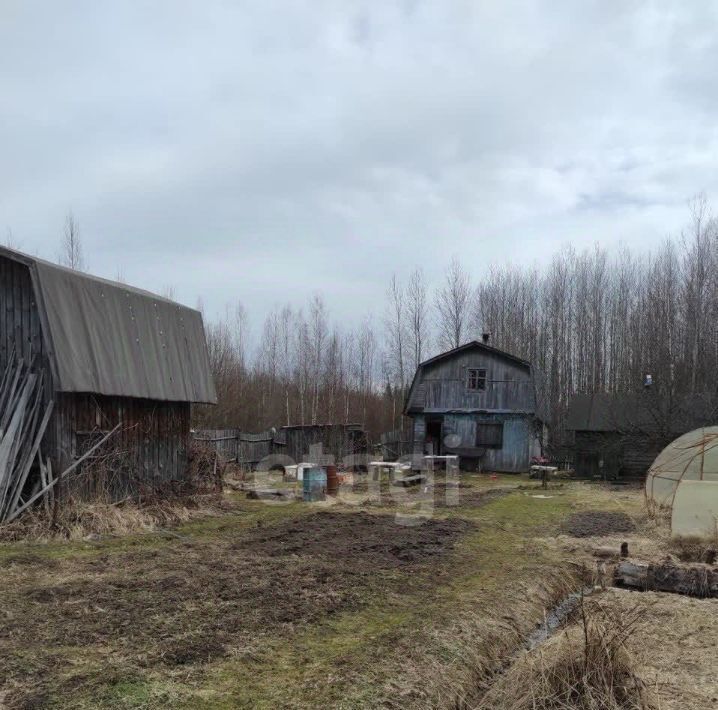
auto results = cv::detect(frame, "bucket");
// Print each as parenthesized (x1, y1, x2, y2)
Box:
(303, 467, 327, 502)
(326, 464, 339, 496)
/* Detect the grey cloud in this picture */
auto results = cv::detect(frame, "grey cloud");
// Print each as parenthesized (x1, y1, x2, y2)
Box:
(1, 1, 718, 334)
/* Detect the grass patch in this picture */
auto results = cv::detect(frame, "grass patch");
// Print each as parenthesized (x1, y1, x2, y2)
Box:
(0, 478, 641, 709)
(477, 596, 653, 710)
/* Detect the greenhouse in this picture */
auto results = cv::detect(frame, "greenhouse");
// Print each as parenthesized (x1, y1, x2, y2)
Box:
(645, 426, 718, 507)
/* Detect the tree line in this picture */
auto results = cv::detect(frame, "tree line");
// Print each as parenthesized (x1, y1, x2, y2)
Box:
(9, 203, 717, 450)
(197, 198, 718, 450)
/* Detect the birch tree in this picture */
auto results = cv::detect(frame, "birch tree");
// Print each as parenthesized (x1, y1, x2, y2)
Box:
(60, 210, 86, 271)
(435, 256, 471, 350)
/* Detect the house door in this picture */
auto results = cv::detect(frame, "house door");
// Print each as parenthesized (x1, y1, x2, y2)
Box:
(425, 418, 443, 455)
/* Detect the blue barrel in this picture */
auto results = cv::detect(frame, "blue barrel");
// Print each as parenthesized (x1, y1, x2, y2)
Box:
(303, 467, 327, 502)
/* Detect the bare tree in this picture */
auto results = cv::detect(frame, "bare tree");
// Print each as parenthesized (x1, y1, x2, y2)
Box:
(384, 274, 407, 391)
(435, 256, 471, 350)
(277, 305, 295, 426)
(60, 211, 86, 271)
(4, 227, 19, 250)
(406, 267, 429, 372)
(353, 317, 377, 426)
(309, 294, 328, 424)
(194, 198, 718, 453)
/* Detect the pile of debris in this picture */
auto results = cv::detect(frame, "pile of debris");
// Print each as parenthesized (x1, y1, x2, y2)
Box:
(0, 357, 54, 523)
(0, 356, 119, 524)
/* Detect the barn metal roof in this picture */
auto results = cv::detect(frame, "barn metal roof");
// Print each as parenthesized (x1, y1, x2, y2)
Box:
(0, 246, 217, 404)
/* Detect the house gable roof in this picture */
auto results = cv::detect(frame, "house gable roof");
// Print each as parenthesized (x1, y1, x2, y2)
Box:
(417, 340, 530, 370)
(403, 340, 531, 415)
(0, 246, 217, 404)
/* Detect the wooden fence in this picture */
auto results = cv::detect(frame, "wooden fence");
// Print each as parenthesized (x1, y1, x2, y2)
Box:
(192, 429, 287, 469)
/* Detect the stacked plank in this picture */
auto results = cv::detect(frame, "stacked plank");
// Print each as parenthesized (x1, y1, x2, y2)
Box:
(0, 356, 53, 523)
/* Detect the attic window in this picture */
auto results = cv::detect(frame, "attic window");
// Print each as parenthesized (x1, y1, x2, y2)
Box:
(467, 368, 487, 391)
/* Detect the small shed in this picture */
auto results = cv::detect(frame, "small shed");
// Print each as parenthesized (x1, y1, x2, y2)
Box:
(0, 246, 216, 501)
(404, 340, 544, 472)
(280, 423, 367, 465)
(566, 392, 718, 479)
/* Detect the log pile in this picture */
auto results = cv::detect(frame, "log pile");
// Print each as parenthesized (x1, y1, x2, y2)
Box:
(0, 356, 53, 523)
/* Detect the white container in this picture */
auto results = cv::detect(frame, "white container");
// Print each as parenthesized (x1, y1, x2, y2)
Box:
(296, 462, 318, 482)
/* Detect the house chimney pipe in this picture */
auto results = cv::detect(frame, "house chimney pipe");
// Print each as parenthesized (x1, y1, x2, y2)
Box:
(482, 332, 490, 344)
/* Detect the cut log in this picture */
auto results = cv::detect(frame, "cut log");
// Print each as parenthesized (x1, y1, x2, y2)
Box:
(614, 559, 718, 597)
(593, 546, 620, 560)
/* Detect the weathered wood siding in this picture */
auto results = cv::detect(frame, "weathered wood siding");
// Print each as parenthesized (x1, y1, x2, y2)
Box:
(412, 350, 534, 413)
(192, 429, 286, 468)
(0, 256, 46, 375)
(53, 393, 191, 500)
(445, 413, 530, 472)
(573, 430, 663, 479)
(193, 429, 242, 461)
(281, 426, 367, 464)
(0, 256, 58, 464)
(412, 416, 426, 455)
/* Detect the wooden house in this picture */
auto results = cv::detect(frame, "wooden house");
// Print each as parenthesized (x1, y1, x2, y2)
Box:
(404, 339, 543, 472)
(0, 246, 216, 501)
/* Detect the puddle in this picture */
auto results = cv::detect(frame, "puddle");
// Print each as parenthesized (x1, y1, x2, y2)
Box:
(525, 587, 594, 650)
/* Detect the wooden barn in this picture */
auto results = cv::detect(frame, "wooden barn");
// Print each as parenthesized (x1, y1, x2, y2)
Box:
(0, 246, 216, 504)
(404, 339, 544, 472)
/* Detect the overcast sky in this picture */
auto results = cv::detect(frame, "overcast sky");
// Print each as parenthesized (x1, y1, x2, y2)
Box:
(2, 1, 718, 335)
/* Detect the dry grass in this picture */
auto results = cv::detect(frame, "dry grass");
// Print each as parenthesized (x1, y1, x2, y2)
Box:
(669, 533, 718, 563)
(420, 565, 586, 710)
(0, 477, 660, 708)
(0, 493, 228, 542)
(0, 439, 226, 542)
(644, 496, 671, 525)
(475, 596, 653, 710)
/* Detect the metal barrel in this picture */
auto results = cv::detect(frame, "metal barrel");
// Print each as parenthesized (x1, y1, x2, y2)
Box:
(302, 467, 327, 502)
(326, 464, 339, 496)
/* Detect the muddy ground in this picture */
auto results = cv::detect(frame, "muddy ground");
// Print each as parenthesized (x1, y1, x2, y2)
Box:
(233, 511, 473, 565)
(0, 509, 473, 708)
(562, 509, 636, 537)
(4, 478, 713, 709)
